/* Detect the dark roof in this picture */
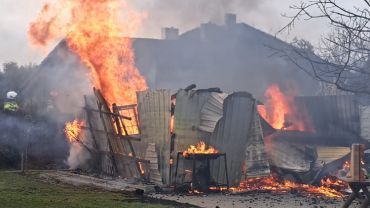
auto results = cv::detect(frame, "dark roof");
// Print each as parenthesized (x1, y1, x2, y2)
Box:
(133, 22, 319, 97)
(38, 21, 320, 98)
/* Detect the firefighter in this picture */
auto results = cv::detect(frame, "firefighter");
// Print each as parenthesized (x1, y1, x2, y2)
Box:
(3, 91, 19, 113)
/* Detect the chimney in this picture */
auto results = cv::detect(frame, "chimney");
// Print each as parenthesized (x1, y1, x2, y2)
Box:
(161, 27, 179, 40)
(225, 13, 237, 26)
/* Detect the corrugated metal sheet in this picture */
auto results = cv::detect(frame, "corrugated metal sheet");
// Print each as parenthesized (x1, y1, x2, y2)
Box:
(172, 90, 269, 186)
(360, 105, 370, 142)
(199, 92, 228, 133)
(244, 105, 270, 178)
(296, 95, 360, 136)
(172, 90, 214, 183)
(265, 141, 313, 172)
(137, 90, 172, 184)
(172, 90, 214, 154)
(209, 92, 268, 186)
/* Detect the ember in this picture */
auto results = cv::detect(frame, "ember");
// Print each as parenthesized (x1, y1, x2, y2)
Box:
(233, 175, 345, 198)
(182, 141, 219, 157)
(320, 176, 348, 191)
(64, 120, 84, 142)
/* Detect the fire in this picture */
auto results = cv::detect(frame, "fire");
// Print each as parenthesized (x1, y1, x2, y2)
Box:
(138, 162, 145, 175)
(29, 0, 148, 106)
(234, 175, 345, 198)
(257, 84, 313, 131)
(170, 116, 175, 134)
(320, 176, 348, 191)
(170, 98, 176, 133)
(65, 120, 84, 142)
(182, 141, 219, 157)
(337, 160, 366, 179)
(343, 160, 351, 169)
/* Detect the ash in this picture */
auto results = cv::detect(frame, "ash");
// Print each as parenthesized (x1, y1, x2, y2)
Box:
(148, 192, 356, 208)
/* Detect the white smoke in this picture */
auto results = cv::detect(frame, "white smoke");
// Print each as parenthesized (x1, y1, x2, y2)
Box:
(26, 40, 95, 169)
(67, 143, 91, 169)
(132, 0, 269, 38)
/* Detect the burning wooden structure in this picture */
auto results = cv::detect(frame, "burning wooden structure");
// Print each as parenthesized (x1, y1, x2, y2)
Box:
(70, 87, 270, 187)
(67, 88, 151, 180)
(65, 84, 370, 198)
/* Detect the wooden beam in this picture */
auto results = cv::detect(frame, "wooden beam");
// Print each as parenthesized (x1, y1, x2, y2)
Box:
(116, 104, 137, 110)
(93, 88, 119, 176)
(80, 126, 141, 141)
(112, 103, 144, 177)
(83, 149, 150, 164)
(83, 107, 132, 120)
(84, 96, 99, 150)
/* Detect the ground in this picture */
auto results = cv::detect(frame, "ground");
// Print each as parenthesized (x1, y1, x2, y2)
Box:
(0, 171, 363, 208)
(0, 171, 188, 208)
(150, 192, 356, 208)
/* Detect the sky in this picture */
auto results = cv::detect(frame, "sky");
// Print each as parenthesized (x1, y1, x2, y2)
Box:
(0, 0, 363, 65)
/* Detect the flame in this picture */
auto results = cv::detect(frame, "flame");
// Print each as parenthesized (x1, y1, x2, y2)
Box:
(138, 162, 145, 175)
(338, 160, 366, 179)
(343, 160, 350, 170)
(257, 84, 313, 131)
(233, 175, 345, 198)
(65, 120, 85, 142)
(182, 141, 219, 157)
(29, 0, 148, 106)
(320, 176, 348, 191)
(170, 116, 175, 133)
(170, 98, 176, 133)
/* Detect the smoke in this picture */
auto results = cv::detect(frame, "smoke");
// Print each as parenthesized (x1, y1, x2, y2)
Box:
(37, 41, 93, 169)
(0, 45, 92, 169)
(0, 40, 95, 170)
(0, 113, 68, 169)
(67, 143, 91, 169)
(132, 0, 268, 37)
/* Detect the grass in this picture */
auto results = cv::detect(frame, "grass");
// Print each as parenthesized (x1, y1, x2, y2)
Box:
(0, 171, 173, 208)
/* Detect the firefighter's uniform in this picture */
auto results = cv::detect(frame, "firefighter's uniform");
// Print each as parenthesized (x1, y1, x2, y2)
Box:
(3, 91, 19, 113)
(3, 101, 19, 112)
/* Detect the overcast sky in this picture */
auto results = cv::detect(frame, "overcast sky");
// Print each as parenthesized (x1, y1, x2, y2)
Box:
(0, 0, 362, 65)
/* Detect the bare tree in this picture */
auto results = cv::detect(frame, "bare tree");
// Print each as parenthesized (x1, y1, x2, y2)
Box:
(277, 0, 370, 95)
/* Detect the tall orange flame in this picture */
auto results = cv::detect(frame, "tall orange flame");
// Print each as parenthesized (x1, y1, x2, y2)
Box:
(257, 84, 313, 131)
(29, 0, 147, 106)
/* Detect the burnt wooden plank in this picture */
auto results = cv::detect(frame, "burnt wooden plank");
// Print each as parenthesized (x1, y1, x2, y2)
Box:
(84, 95, 114, 175)
(112, 103, 143, 178)
(84, 107, 131, 120)
(94, 88, 138, 178)
(80, 126, 141, 141)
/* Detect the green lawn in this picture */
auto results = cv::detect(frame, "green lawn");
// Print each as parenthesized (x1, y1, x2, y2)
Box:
(0, 172, 176, 208)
